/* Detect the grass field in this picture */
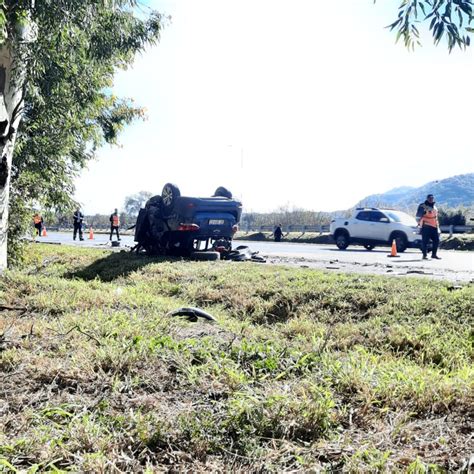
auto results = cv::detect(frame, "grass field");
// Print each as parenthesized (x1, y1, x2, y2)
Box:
(0, 244, 472, 472)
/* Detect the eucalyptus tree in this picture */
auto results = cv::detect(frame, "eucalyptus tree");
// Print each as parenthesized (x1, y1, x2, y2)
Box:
(124, 190, 152, 217)
(0, 0, 162, 268)
(384, 0, 473, 50)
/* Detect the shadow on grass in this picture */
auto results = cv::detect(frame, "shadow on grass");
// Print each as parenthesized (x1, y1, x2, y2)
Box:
(67, 251, 181, 282)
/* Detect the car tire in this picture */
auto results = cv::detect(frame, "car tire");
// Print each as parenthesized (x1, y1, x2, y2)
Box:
(213, 186, 232, 198)
(335, 231, 349, 250)
(391, 232, 407, 253)
(364, 244, 375, 251)
(161, 183, 180, 216)
(190, 251, 220, 261)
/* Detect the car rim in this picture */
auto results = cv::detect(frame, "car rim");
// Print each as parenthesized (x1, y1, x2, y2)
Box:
(162, 187, 172, 206)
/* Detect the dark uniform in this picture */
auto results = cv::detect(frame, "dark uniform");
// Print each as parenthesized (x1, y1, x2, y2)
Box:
(273, 225, 283, 242)
(73, 210, 84, 241)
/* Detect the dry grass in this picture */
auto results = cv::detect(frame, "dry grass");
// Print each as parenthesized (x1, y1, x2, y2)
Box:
(0, 243, 472, 472)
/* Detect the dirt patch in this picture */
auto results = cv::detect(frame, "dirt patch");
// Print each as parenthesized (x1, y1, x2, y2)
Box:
(440, 235, 474, 251)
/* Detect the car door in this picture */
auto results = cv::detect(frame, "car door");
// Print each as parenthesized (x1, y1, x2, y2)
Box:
(367, 211, 391, 241)
(351, 211, 372, 238)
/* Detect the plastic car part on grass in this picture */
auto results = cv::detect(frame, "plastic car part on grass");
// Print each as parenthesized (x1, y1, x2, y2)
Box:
(167, 307, 217, 322)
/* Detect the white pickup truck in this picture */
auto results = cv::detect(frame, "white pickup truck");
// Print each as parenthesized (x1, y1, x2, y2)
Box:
(330, 208, 422, 252)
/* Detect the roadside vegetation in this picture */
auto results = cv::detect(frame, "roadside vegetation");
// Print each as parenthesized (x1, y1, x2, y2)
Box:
(0, 244, 472, 472)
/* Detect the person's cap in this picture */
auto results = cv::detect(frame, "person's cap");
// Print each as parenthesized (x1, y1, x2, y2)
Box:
(426, 194, 434, 199)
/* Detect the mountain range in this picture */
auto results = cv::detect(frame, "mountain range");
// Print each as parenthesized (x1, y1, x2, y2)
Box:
(356, 173, 474, 209)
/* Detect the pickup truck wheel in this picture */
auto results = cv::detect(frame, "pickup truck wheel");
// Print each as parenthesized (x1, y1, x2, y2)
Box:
(364, 245, 375, 251)
(391, 232, 407, 253)
(191, 251, 220, 261)
(335, 232, 349, 250)
(162, 183, 180, 216)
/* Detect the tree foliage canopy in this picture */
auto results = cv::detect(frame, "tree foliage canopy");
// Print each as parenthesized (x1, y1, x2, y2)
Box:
(1, 0, 163, 262)
(383, 0, 473, 50)
(124, 190, 152, 217)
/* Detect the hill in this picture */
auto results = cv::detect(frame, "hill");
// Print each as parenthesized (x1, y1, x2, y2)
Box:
(357, 173, 474, 209)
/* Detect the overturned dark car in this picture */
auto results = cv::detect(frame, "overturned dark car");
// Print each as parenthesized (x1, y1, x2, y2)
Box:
(133, 183, 242, 258)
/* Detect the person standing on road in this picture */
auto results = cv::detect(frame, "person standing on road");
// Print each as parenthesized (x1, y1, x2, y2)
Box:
(109, 208, 121, 241)
(73, 208, 84, 241)
(273, 224, 283, 242)
(416, 194, 441, 260)
(33, 212, 43, 238)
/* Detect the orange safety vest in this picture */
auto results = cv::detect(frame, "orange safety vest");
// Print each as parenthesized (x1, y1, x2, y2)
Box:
(419, 205, 438, 228)
(112, 215, 120, 226)
(33, 215, 42, 224)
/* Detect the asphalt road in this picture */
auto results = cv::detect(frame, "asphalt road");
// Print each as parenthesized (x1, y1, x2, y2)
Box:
(37, 232, 474, 282)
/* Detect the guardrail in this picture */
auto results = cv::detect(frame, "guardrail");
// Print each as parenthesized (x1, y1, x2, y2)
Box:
(44, 224, 474, 238)
(241, 224, 330, 235)
(440, 225, 474, 237)
(241, 224, 473, 237)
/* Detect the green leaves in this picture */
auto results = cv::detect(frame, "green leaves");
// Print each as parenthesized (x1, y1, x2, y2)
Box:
(8, 1, 163, 263)
(380, 0, 474, 51)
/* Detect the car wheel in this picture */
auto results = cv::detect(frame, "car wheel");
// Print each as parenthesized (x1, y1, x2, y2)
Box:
(161, 183, 180, 216)
(335, 231, 349, 250)
(364, 244, 375, 251)
(391, 232, 407, 253)
(191, 251, 220, 261)
(213, 186, 232, 198)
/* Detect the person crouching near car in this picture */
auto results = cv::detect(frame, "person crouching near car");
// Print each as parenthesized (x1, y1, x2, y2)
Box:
(416, 194, 441, 260)
(109, 208, 121, 241)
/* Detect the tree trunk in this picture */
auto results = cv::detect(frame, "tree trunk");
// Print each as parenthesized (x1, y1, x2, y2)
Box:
(0, 45, 25, 271)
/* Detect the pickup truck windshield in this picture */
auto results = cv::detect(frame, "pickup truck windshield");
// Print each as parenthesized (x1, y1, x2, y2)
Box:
(384, 211, 417, 226)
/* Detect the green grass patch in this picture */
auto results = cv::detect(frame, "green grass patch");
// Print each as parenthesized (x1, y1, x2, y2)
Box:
(0, 243, 472, 471)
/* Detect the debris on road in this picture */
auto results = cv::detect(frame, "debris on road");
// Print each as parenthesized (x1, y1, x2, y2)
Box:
(222, 245, 266, 263)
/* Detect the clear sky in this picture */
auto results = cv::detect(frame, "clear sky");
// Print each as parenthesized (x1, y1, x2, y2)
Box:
(75, 0, 474, 214)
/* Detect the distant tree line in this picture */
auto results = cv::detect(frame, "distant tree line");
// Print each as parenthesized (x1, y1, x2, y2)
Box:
(241, 205, 473, 230)
(41, 200, 472, 232)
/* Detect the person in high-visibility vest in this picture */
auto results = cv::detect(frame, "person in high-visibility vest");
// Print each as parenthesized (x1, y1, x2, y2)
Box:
(416, 193, 441, 260)
(109, 208, 121, 241)
(33, 213, 43, 237)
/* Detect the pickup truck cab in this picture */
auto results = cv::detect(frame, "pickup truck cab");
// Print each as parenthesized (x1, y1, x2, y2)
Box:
(330, 208, 421, 252)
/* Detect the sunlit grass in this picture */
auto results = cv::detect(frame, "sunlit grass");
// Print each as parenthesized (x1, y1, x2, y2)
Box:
(0, 243, 472, 471)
